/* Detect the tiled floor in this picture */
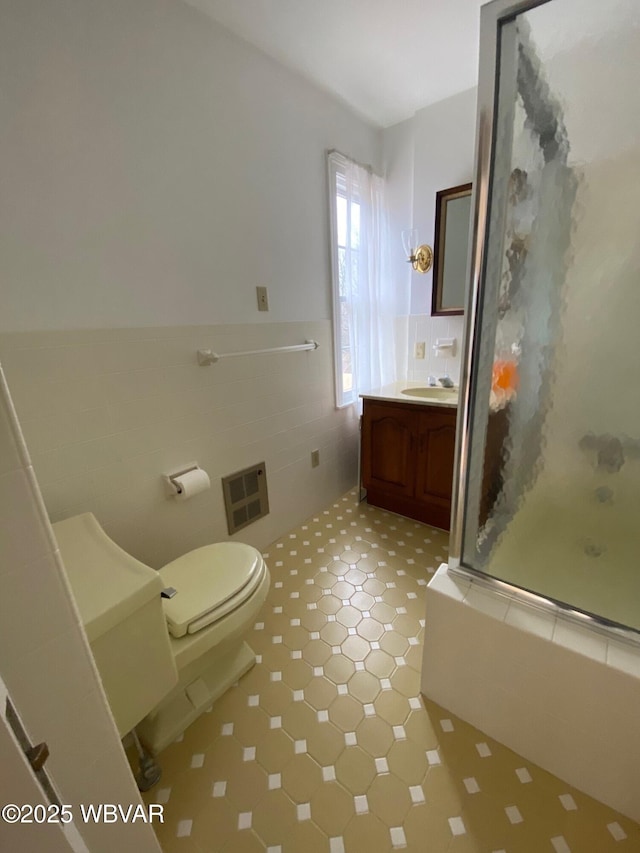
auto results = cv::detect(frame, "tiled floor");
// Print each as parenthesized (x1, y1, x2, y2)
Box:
(141, 489, 640, 852)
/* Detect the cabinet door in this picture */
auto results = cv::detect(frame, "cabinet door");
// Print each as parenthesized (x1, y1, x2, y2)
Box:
(362, 401, 418, 498)
(415, 408, 457, 528)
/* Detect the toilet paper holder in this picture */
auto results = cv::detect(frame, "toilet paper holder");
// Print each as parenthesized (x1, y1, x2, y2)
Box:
(163, 462, 203, 498)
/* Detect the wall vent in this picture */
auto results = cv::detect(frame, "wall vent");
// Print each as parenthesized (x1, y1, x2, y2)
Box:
(222, 462, 269, 535)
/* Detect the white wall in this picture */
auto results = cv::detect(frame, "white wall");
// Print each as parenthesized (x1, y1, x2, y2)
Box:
(0, 321, 358, 568)
(0, 0, 380, 332)
(411, 88, 477, 317)
(0, 0, 378, 822)
(383, 88, 476, 383)
(381, 118, 414, 319)
(381, 119, 413, 381)
(0, 0, 379, 566)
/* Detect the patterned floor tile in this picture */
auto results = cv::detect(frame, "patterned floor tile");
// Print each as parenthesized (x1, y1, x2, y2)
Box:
(140, 490, 640, 852)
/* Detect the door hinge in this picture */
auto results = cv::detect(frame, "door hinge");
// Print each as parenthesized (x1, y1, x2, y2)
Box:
(26, 741, 50, 772)
(6, 698, 58, 805)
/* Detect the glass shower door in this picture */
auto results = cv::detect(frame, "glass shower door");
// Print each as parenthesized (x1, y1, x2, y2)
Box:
(454, 0, 640, 632)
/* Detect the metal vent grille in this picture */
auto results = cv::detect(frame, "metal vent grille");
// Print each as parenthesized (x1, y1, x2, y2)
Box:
(222, 462, 269, 534)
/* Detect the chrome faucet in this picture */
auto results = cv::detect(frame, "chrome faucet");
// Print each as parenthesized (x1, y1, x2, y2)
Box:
(438, 375, 454, 388)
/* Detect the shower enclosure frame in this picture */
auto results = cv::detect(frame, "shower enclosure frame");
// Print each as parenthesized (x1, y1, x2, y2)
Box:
(447, 0, 639, 644)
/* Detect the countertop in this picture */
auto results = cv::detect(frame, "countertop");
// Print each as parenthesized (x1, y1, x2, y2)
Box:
(360, 381, 459, 409)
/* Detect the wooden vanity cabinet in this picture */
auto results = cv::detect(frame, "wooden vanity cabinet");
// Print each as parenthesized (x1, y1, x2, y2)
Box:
(361, 399, 457, 530)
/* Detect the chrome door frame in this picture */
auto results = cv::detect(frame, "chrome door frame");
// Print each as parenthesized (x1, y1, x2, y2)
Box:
(449, 0, 550, 566)
(447, 0, 640, 646)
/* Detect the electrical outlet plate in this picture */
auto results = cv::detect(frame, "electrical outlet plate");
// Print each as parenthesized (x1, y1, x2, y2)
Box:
(256, 286, 269, 311)
(414, 341, 426, 359)
(311, 449, 320, 468)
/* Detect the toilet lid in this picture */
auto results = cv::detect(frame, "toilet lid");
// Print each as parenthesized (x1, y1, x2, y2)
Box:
(159, 542, 265, 638)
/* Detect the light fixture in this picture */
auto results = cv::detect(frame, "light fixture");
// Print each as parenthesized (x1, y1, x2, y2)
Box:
(401, 229, 433, 274)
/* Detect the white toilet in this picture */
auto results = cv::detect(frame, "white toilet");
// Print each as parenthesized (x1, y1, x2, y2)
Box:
(52, 513, 270, 754)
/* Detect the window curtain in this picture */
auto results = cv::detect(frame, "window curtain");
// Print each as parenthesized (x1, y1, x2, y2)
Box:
(338, 153, 396, 405)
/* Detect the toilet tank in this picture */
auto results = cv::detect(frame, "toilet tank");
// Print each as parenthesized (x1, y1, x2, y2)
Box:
(52, 513, 178, 737)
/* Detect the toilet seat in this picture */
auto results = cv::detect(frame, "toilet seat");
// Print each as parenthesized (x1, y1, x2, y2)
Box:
(159, 542, 266, 639)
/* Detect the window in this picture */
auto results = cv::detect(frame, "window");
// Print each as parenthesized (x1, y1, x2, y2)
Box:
(329, 159, 361, 405)
(327, 151, 394, 409)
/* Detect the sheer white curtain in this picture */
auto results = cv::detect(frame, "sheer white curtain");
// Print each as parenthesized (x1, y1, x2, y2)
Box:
(328, 151, 396, 408)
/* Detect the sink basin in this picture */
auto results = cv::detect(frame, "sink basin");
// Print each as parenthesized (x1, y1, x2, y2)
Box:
(400, 386, 458, 402)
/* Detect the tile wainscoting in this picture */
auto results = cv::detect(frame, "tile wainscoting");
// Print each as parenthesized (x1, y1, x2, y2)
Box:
(0, 320, 358, 569)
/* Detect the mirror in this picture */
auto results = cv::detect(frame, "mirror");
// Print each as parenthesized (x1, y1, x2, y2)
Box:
(432, 182, 472, 316)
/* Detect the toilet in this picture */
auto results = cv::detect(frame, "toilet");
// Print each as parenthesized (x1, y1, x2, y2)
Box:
(52, 513, 270, 754)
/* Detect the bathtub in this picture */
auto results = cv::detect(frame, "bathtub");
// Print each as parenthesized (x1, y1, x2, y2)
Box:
(472, 469, 640, 632)
(421, 563, 640, 822)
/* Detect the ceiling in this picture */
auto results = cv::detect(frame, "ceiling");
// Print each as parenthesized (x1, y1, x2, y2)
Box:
(182, 0, 485, 128)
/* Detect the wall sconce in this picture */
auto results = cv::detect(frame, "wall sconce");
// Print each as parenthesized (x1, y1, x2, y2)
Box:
(401, 229, 433, 274)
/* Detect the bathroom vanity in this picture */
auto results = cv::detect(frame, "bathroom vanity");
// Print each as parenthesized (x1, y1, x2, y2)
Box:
(360, 384, 458, 530)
